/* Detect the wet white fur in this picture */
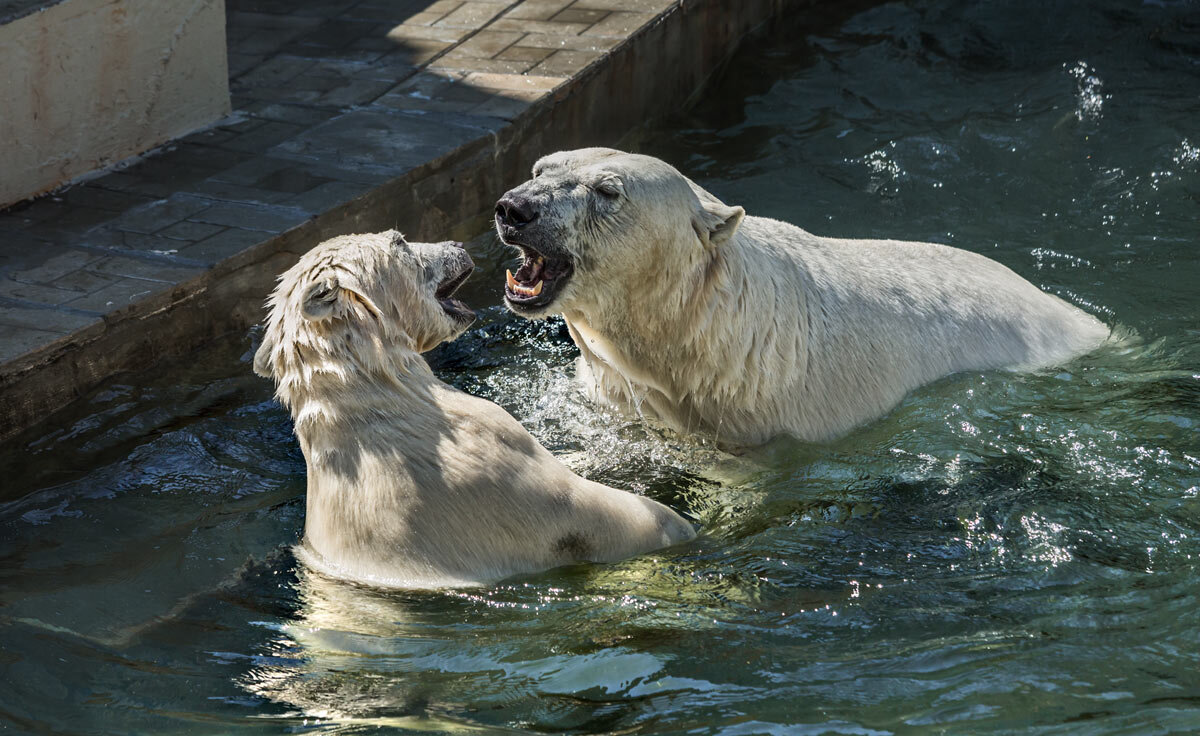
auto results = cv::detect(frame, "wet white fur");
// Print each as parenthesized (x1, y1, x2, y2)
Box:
(504, 149, 1110, 446)
(254, 230, 694, 589)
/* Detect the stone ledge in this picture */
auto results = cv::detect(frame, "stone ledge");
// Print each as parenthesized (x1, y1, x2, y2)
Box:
(0, 0, 788, 443)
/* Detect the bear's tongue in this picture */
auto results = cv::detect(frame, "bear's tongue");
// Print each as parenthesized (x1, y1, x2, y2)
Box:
(506, 254, 546, 297)
(514, 254, 544, 284)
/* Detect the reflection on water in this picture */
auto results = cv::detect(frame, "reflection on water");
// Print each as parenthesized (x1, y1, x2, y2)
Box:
(3, 0, 1200, 733)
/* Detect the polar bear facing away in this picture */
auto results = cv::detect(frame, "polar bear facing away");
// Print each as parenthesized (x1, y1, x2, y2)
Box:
(254, 231, 694, 588)
(495, 148, 1110, 447)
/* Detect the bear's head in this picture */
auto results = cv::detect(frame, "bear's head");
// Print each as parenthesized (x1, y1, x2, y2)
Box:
(493, 148, 744, 319)
(253, 231, 474, 394)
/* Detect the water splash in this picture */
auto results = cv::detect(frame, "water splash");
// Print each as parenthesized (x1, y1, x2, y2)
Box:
(854, 142, 904, 196)
(1173, 138, 1200, 168)
(1066, 60, 1108, 121)
(1030, 247, 1094, 270)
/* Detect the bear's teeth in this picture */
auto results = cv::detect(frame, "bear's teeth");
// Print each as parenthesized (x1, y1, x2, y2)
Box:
(505, 273, 544, 297)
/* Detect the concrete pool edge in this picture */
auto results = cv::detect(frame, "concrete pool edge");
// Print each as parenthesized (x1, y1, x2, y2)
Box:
(0, 0, 786, 444)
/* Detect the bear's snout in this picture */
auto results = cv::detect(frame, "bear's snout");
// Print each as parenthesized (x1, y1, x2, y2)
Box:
(495, 193, 539, 230)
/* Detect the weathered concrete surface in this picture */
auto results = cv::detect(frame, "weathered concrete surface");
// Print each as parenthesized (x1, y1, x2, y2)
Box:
(0, 0, 788, 444)
(0, 0, 232, 207)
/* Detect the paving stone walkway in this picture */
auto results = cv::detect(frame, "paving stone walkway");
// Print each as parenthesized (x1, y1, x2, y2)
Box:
(0, 0, 674, 365)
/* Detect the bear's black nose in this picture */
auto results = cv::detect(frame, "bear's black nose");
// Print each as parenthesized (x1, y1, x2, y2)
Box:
(495, 194, 539, 228)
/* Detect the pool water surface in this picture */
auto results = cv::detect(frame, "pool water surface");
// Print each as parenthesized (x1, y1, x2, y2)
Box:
(2, 0, 1199, 733)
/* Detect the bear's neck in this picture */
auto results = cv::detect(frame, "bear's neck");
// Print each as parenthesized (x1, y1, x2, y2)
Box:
(564, 231, 810, 442)
(287, 357, 439, 436)
(274, 337, 433, 429)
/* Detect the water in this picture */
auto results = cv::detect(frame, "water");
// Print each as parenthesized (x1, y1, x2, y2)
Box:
(3, 1, 1200, 732)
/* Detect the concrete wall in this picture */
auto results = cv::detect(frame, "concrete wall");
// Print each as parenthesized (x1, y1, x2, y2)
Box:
(0, 0, 231, 207)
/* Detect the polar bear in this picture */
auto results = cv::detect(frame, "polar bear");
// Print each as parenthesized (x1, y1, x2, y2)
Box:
(495, 148, 1110, 447)
(253, 230, 695, 588)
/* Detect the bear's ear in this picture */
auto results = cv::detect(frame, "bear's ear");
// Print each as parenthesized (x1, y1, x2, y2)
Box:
(301, 277, 380, 323)
(301, 279, 341, 321)
(692, 197, 745, 250)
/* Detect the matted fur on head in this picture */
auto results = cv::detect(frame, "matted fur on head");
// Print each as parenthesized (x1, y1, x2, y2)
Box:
(253, 231, 473, 411)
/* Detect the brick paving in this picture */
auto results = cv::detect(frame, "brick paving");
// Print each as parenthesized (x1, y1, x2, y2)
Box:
(0, 0, 675, 365)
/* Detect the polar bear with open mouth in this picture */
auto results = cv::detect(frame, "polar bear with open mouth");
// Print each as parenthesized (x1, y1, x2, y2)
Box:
(253, 230, 694, 588)
(495, 148, 1109, 447)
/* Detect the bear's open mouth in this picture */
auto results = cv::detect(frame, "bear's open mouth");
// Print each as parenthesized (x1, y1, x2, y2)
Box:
(503, 245, 574, 312)
(436, 263, 475, 324)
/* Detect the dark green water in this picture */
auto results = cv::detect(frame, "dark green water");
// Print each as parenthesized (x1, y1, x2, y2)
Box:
(3, 1, 1199, 733)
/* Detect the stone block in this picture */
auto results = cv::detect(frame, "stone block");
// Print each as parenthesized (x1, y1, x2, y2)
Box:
(386, 69, 468, 96)
(365, 44, 447, 71)
(434, 2, 506, 28)
(88, 255, 206, 284)
(488, 18, 591, 35)
(0, 303, 101, 333)
(501, 0, 574, 21)
(110, 195, 213, 235)
(424, 0, 467, 14)
(0, 325, 69, 363)
(552, 8, 609, 25)
(63, 278, 166, 314)
(253, 168, 336, 196)
(76, 228, 189, 256)
(291, 18, 378, 49)
(220, 121, 310, 152)
(0, 278, 82, 306)
(377, 85, 494, 114)
(582, 10, 659, 37)
(235, 54, 317, 87)
(178, 228, 271, 265)
(189, 202, 310, 233)
(448, 30, 524, 59)
(157, 222, 229, 242)
(495, 45, 555, 63)
(245, 103, 345, 127)
(8, 250, 104, 286)
(285, 181, 371, 213)
(25, 205, 119, 238)
(403, 11, 450, 26)
(318, 78, 396, 107)
(192, 181, 296, 205)
(61, 187, 156, 213)
(343, 0, 444, 23)
(469, 89, 545, 121)
(531, 49, 603, 77)
(429, 57, 537, 75)
(49, 269, 118, 295)
(513, 33, 621, 51)
(227, 52, 266, 78)
(571, 0, 673, 9)
(462, 72, 565, 92)
(385, 23, 469, 43)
